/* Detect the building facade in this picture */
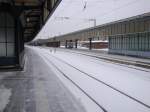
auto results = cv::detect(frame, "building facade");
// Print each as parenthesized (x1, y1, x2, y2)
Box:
(49, 13, 150, 58)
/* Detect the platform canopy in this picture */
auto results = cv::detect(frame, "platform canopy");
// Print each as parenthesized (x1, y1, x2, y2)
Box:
(0, 0, 61, 42)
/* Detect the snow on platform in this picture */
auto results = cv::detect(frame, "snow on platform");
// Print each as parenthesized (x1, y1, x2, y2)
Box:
(0, 47, 86, 112)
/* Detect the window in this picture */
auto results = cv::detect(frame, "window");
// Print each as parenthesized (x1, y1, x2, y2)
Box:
(115, 24, 118, 34)
(144, 19, 149, 31)
(134, 21, 139, 33)
(125, 22, 130, 34)
(139, 20, 144, 32)
(111, 25, 115, 35)
(0, 12, 15, 57)
(134, 34, 138, 51)
(138, 33, 143, 51)
(129, 21, 135, 33)
(148, 32, 150, 50)
(121, 23, 126, 34)
(144, 33, 149, 51)
(129, 34, 136, 50)
(118, 23, 122, 34)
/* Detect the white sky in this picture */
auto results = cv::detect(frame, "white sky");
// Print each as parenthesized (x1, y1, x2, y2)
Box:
(35, 0, 150, 40)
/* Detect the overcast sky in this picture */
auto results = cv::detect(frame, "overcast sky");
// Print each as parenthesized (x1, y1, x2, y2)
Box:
(35, 0, 150, 40)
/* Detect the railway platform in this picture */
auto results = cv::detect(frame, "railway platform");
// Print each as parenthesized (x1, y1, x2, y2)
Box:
(59, 47, 150, 69)
(0, 47, 86, 112)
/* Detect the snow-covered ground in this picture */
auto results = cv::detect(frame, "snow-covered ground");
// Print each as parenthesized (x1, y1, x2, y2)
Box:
(0, 85, 11, 112)
(31, 46, 150, 112)
(60, 45, 108, 51)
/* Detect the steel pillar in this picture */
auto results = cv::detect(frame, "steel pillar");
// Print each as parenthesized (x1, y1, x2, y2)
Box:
(65, 40, 68, 48)
(75, 39, 78, 48)
(89, 38, 92, 50)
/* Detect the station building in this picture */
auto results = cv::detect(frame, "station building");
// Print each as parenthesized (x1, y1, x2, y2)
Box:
(48, 13, 150, 58)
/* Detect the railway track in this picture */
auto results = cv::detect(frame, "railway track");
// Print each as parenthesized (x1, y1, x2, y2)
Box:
(42, 51, 150, 111)
(41, 53, 107, 112)
(58, 49, 150, 72)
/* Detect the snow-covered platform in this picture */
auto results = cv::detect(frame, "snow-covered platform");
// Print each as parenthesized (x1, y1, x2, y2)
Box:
(0, 47, 86, 112)
(59, 47, 150, 69)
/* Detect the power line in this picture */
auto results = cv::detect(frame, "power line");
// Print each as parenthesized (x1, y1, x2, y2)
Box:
(55, 0, 73, 17)
(96, 0, 139, 19)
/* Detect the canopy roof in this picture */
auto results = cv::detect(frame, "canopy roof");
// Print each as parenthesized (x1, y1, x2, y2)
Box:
(0, 0, 61, 42)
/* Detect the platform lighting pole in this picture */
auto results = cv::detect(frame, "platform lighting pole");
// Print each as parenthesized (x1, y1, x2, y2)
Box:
(89, 38, 92, 50)
(75, 39, 78, 48)
(65, 40, 68, 48)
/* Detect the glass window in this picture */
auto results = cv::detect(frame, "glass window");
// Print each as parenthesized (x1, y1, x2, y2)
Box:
(138, 33, 143, 51)
(134, 21, 139, 33)
(0, 28, 6, 42)
(118, 24, 121, 34)
(126, 22, 130, 34)
(139, 21, 144, 32)
(0, 12, 15, 57)
(148, 20, 150, 31)
(7, 43, 15, 57)
(148, 32, 150, 50)
(112, 25, 115, 35)
(6, 13, 14, 27)
(134, 34, 138, 51)
(7, 28, 14, 42)
(0, 13, 5, 27)
(145, 33, 149, 51)
(0, 43, 6, 56)
(144, 20, 149, 31)
(141, 33, 146, 51)
(131, 34, 135, 50)
(115, 24, 118, 34)
(126, 36, 130, 50)
(130, 21, 135, 33)
(128, 35, 131, 50)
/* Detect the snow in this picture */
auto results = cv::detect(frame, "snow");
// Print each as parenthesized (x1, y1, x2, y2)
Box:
(79, 40, 108, 43)
(26, 46, 86, 112)
(33, 48, 103, 112)
(0, 85, 11, 112)
(76, 46, 89, 50)
(92, 48, 108, 51)
(31, 46, 150, 112)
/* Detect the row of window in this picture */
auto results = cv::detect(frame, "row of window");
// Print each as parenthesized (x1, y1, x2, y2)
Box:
(61, 16, 150, 41)
(109, 32, 150, 51)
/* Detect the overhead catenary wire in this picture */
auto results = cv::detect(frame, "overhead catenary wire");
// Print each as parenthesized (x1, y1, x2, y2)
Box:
(38, 0, 143, 39)
(95, 0, 139, 19)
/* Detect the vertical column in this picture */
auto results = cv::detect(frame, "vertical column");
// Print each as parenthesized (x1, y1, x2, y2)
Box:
(108, 36, 111, 50)
(69, 40, 73, 48)
(58, 41, 60, 47)
(65, 40, 68, 48)
(75, 39, 78, 48)
(89, 38, 92, 50)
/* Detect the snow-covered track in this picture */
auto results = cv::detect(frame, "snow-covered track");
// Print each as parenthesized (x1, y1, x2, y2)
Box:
(42, 53, 108, 112)
(44, 52, 150, 110)
(59, 49, 150, 72)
